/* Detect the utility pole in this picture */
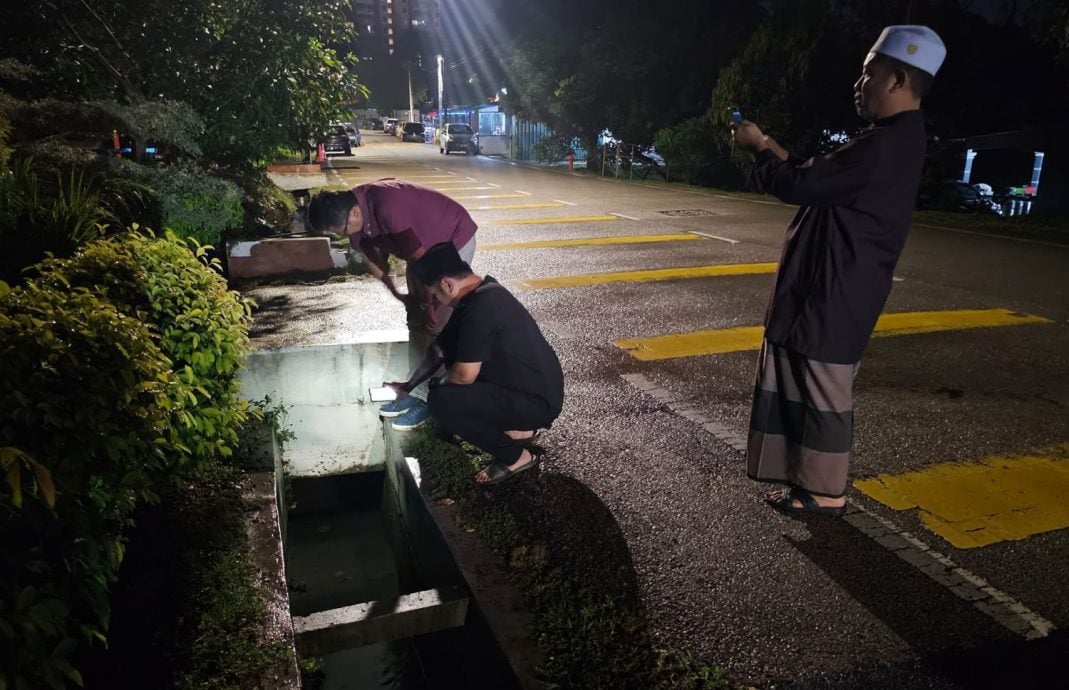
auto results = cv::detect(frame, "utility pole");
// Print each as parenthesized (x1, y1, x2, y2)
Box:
(407, 64, 415, 123)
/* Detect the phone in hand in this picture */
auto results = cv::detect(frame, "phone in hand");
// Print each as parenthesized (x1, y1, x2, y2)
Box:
(729, 107, 744, 125)
(369, 386, 398, 403)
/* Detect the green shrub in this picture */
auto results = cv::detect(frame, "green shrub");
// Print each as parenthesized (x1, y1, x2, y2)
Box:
(135, 166, 244, 246)
(37, 231, 254, 466)
(653, 118, 743, 188)
(230, 169, 296, 237)
(532, 134, 573, 164)
(0, 157, 148, 285)
(0, 280, 183, 690)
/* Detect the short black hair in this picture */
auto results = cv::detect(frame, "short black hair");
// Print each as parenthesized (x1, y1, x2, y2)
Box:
(307, 190, 356, 234)
(411, 242, 472, 285)
(872, 53, 935, 99)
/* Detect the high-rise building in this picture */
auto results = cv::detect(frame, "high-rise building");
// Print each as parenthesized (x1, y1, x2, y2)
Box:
(353, 0, 439, 56)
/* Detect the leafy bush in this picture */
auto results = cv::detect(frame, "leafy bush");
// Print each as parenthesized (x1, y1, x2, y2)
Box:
(0, 157, 148, 285)
(0, 280, 182, 690)
(133, 166, 244, 246)
(0, 231, 254, 688)
(37, 231, 254, 465)
(230, 169, 296, 237)
(653, 117, 743, 188)
(531, 134, 574, 164)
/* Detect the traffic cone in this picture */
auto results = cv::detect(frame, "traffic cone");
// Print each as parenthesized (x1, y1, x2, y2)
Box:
(316, 143, 326, 163)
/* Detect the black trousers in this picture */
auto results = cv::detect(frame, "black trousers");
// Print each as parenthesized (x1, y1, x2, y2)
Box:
(428, 382, 559, 465)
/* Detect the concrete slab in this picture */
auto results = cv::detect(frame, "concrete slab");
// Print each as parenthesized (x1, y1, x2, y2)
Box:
(293, 587, 468, 656)
(240, 340, 414, 476)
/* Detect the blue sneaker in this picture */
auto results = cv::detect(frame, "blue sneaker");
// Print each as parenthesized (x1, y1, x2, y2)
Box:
(379, 394, 420, 418)
(391, 400, 430, 430)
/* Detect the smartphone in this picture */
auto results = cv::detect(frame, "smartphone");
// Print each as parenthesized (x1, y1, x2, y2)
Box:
(369, 386, 398, 403)
(729, 107, 743, 125)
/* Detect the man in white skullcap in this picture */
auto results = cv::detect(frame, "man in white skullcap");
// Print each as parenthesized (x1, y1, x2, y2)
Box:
(733, 26, 946, 516)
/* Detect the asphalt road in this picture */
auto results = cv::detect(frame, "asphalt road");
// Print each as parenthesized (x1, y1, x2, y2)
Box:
(251, 134, 1069, 688)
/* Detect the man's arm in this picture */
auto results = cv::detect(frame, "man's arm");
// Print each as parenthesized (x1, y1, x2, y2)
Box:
(446, 361, 481, 385)
(735, 121, 877, 207)
(386, 343, 445, 394)
(358, 237, 404, 300)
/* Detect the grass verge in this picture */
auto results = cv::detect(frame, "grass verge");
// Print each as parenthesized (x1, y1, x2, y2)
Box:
(400, 426, 733, 690)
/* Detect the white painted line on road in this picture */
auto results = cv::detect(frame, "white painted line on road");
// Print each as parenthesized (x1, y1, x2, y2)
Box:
(552, 199, 577, 206)
(610, 213, 640, 221)
(514, 190, 533, 196)
(913, 223, 1069, 249)
(619, 371, 1059, 642)
(843, 500, 1056, 640)
(711, 193, 785, 207)
(688, 231, 739, 245)
(893, 276, 905, 282)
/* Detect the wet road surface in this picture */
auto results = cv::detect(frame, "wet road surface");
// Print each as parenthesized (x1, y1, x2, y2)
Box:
(246, 134, 1069, 688)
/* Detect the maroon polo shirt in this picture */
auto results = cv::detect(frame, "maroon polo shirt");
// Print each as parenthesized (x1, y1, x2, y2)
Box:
(350, 179, 477, 265)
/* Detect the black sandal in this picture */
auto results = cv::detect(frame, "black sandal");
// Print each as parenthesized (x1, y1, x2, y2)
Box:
(766, 487, 846, 517)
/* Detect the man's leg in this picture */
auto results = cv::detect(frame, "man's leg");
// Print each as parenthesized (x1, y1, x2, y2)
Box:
(428, 381, 552, 468)
(746, 340, 855, 509)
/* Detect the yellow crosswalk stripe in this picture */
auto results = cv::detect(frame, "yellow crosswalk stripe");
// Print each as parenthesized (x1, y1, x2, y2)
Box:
(492, 215, 621, 225)
(466, 203, 566, 211)
(435, 186, 498, 191)
(855, 445, 1069, 548)
(517, 262, 777, 290)
(616, 308, 1052, 361)
(482, 234, 704, 250)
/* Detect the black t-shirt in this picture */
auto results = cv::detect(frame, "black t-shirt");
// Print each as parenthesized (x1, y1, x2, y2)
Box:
(436, 276, 564, 412)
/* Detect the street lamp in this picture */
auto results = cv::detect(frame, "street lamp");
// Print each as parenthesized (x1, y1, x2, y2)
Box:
(437, 54, 444, 128)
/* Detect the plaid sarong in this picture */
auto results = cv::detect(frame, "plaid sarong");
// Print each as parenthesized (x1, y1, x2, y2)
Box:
(746, 340, 859, 498)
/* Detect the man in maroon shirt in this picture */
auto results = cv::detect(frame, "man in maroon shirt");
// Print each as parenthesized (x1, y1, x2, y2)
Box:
(308, 178, 478, 334)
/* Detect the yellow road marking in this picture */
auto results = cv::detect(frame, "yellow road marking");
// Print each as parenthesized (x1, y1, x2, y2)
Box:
(517, 262, 777, 290)
(616, 308, 1052, 361)
(465, 203, 566, 211)
(451, 193, 530, 200)
(435, 186, 498, 191)
(493, 215, 621, 225)
(483, 234, 704, 250)
(855, 445, 1069, 548)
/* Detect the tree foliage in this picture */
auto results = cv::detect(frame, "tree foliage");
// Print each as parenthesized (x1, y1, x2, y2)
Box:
(0, 0, 364, 163)
(504, 0, 762, 151)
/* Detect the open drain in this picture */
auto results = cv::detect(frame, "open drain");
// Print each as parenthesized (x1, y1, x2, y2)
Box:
(659, 209, 716, 217)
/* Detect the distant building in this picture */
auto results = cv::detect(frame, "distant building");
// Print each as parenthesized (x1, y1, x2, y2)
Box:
(353, 0, 440, 55)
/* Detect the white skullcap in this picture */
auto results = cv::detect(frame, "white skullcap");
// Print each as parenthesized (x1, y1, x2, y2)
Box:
(869, 25, 946, 77)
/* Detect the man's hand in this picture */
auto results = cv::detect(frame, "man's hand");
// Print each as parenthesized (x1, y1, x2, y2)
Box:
(384, 381, 410, 397)
(381, 275, 406, 302)
(733, 121, 770, 154)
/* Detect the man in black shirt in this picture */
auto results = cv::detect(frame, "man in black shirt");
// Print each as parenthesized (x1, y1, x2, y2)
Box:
(382, 243, 564, 484)
(733, 25, 946, 515)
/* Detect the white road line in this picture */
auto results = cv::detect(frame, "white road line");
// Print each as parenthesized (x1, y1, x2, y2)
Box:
(514, 190, 533, 196)
(893, 276, 905, 282)
(688, 231, 739, 244)
(913, 223, 1069, 249)
(610, 213, 640, 221)
(619, 372, 1058, 642)
(553, 199, 577, 206)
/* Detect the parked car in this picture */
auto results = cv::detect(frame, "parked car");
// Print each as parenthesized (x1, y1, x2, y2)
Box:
(384, 118, 399, 135)
(322, 125, 352, 156)
(400, 122, 425, 143)
(331, 122, 361, 148)
(367, 117, 383, 131)
(439, 123, 478, 155)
